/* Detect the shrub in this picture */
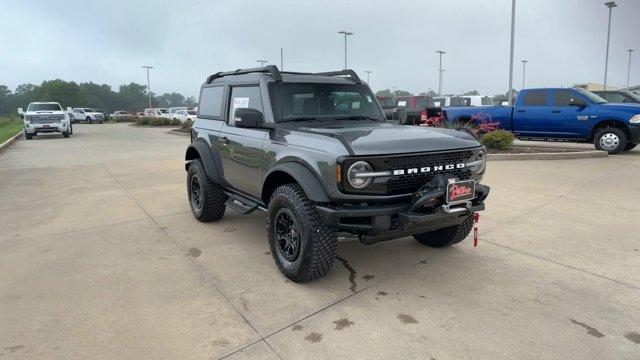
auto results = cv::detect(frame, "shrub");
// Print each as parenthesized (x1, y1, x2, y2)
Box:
(170, 118, 182, 126)
(149, 118, 165, 126)
(480, 130, 515, 150)
(136, 117, 151, 125)
(113, 116, 136, 123)
(181, 118, 193, 129)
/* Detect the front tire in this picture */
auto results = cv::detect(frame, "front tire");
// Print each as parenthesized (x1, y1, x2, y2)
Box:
(413, 213, 474, 248)
(187, 159, 226, 222)
(25, 131, 33, 140)
(69, 124, 73, 135)
(63, 131, 70, 138)
(86, 116, 92, 123)
(594, 127, 627, 154)
(266, 184, 337, 282)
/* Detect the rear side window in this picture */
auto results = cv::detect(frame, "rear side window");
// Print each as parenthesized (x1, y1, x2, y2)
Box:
(199, 86, 224, 117)
(523, 90, 548, 106)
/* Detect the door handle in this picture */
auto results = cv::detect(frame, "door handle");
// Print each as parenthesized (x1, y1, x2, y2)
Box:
(220, 136, 230, 145)
(551, 110, 561, 113)
(516, 110, 526, 113)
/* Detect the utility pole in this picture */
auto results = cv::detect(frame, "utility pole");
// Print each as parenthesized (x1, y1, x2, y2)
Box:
(626, 49, 634, 89)
(256, 59, 268, 68)
(436, 50, 446, 96)
(521, 60, 528, 89)
(142, 66, 153, 109)
(507, 0, 516, 105)
(603, 1, 617, 90)
(338, 31, 354, 69)
(280, 48, 284, 70)
(364, 70, 372, 84)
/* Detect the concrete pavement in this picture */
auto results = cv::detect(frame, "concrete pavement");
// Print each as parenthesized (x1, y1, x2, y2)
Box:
(1, 124, 639, 359)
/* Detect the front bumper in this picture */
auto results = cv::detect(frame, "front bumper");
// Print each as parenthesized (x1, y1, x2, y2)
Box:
(316, 182, 490, 244)
(26, 122, 68, 134)
(629, 124, 640, 143)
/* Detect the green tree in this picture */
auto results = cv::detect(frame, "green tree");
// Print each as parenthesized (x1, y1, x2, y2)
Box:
(463, 90, 480, 95)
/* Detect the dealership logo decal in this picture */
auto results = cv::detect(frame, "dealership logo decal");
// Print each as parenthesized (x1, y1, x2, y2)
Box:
(449, 184, 473, 201)
(393, 163, 465, 176)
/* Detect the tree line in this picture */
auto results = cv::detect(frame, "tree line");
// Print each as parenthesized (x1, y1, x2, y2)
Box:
(0, 79, 197, 115)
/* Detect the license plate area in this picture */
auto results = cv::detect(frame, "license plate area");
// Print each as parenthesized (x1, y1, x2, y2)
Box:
(446, 180, 475, 203)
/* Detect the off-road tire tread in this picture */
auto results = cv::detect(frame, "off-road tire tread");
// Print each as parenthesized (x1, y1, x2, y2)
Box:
(414, 213, 474, 248)
(594, 127, 627, 154)
(267, 184, 337, 282)
(188, 159, 226, 222)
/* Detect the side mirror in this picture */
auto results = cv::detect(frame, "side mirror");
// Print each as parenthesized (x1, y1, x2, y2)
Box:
(234, 108, 265, 128)
(569, 98, 586, 108)
(18, 108, 23, 115)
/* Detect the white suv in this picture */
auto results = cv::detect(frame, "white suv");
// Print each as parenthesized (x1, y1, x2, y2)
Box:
(18, 102, 73, 139)
(73, 108, 105, 123)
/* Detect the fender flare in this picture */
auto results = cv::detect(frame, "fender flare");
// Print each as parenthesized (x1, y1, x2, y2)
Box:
(184, 140, 224, 184)
(264, 162, 331, 203)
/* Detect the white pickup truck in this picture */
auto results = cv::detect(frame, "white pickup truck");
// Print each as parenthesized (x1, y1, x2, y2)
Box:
(18, 102, 73, 139)
(72, 108, 105, 123)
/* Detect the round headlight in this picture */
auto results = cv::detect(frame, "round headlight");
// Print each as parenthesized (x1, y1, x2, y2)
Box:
(347, 161, 373, 189)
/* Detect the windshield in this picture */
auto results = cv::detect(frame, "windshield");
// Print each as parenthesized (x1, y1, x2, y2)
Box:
(84, 108, 96, 112)
(269, 83, 384, 122)
(187, 110, 196, 115)
(27, 103, 62, 111)
(624, 91, 640, 102)
(574, 88, 607, 104)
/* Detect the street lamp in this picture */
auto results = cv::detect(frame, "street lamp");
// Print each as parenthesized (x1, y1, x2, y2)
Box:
(280, 48, 284, 70)
(142, 65, 153, 109)
(521, 60, 528, 89)
(603, 1, 617, 90)
(256, 59, 268, 68)
(507, 0, 516, 105)
(626, 49, 634, 89)
(364, 70, 372, 84)
(338, 31, 354, 69)
(436, 50, 446, 96)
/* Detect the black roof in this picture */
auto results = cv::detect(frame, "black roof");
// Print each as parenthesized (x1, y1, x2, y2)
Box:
(205, 65, 362, 85)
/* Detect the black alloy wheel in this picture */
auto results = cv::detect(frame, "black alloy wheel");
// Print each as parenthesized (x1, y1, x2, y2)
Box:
(274, 208, 301, 262)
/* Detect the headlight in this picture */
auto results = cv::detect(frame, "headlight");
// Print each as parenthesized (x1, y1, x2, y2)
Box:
(347, 161, 374, 189)
(57, 114, 65, 121)
(630, 114, 640, 124)
(25, 115, 32, 121)
(465, 149, 486, 174)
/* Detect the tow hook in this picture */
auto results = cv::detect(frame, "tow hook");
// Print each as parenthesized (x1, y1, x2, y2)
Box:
(441, 200, 472, 214)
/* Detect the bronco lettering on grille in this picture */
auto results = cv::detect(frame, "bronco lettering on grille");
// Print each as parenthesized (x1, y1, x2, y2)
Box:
(393, 163, 465, 176)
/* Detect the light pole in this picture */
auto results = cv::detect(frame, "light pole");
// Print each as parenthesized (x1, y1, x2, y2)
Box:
(603, 1, 617, 90)
(507, 0, 516, 105)
(436, 50, 446, 96)
(280, 48, 284, 70)
(521, 60, 528, 89)
(364, 70, 372, 84)
(256, 59, 268, 68)
(627, 49, 634, 89)
(338, 31, 354, 69)
(142, 66, 153, 109)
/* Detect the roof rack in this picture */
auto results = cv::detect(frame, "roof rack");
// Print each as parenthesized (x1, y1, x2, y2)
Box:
(205, 66, 362, 85)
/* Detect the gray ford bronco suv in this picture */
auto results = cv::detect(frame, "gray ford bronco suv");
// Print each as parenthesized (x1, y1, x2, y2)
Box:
(185, 66, 489, 282)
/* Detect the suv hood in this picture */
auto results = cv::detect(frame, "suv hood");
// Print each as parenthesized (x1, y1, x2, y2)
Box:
(297, 122, 480, 155)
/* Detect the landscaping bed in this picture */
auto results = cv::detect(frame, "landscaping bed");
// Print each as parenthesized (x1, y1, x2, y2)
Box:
(0, 117, 22, 144)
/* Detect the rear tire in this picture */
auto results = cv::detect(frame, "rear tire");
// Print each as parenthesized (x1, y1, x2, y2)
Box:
(413, 213, 474, 248)
(187, 159, 226, 222)
(594, 127, 627, 154)
(624, 142, 637, 151)
(69, 124, 73, 135)
(63, 131, 70, 138)
(25, 131, 33, 140)
(267, 184, 337, 282)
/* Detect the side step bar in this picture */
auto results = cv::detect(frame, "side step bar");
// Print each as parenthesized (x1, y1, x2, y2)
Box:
(224, 192, 265, 214)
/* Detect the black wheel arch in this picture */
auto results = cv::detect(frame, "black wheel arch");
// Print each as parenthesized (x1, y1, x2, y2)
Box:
(590, 119, 631, 141)
(184, 140, 224, 184)
(262, 162, 331, 205)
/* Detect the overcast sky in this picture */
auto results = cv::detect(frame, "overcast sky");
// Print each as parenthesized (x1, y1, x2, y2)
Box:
(2, 0, 639, 97)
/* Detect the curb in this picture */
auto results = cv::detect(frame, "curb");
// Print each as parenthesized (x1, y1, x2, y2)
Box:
(488, 150, 607, 161)
(168, 129, 190, 136)
(0, 131, 22, 154)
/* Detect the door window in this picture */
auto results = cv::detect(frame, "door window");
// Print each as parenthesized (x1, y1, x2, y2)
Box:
(523, 90, 548, 106)
(552, 90, 578, 106)
(199, 86, 224, 117)
(228, 86, 263, 125)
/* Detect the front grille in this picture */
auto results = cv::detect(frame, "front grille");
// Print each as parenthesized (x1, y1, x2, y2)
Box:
(94, 114, 104, 120)
(31, 115, 60, 124)
(383, 150, 474, 195)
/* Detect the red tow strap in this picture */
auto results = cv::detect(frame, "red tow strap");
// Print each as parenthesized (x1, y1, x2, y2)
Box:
(473, 213, 480, 247)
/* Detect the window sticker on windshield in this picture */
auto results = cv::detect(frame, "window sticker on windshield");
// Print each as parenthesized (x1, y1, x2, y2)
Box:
(397, 100, 407, 107)
(352, 101, 361, 109)
(233, 97, 249, 109)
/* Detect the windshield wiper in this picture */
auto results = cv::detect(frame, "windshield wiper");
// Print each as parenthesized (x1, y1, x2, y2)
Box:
(281, 116, 327, 123)
(334, 115, 382, 121)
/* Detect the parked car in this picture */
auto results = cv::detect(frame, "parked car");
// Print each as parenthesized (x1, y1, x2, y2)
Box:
(433, 96, 451, 107)
(172, 109, 197, 122)
(591, 90, 640, 104)
(110, 110, 131, 118)
(18, 102, 73, 139)
(94, 108, 109, 121)
(444, 87, 640, 154)
(449, 95, 493, 107)
(380, 95, 441, 125)
(144, 108, 171, 118)
(168, 106, 187, 115)
(184, 65, 489, 282)
(72, 108, 105, 123)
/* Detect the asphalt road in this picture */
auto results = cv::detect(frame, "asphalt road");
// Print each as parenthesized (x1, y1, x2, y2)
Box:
(1, 124, 639, 359)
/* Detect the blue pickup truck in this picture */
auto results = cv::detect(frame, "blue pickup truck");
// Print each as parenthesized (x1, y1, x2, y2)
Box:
(443, 88, 640, 154)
